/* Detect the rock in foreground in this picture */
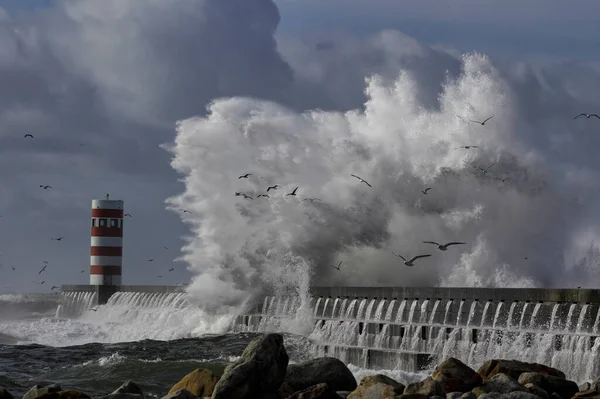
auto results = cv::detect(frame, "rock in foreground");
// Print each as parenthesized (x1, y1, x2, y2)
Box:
(211, 333, 289, 399)
(432, 358, 482, 393)
(169, 369, 220, 397)
(478, 360, 566, 382)
(286, 357, 357, 393)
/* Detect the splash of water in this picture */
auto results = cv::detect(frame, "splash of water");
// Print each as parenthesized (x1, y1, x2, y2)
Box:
(165, 52, 600, 309)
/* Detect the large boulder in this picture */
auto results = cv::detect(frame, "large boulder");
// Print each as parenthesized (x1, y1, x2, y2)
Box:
(0, 386, 13, 399)
(347, 374, 405, 399)
(169, 369, 220, 397)
(477, 361, 565, 382)
(404, 377, 446, 397)
(387, 395, 429, 399)
(285, 358, 357, 392)
(287, 383, 342, 399)
(23, 384, 62, 399)
(161, 389, 196, 399)
(433, 358, 482, 393)
(471, 374, 526, 397)
(522, 383, 549, 399)
(518, 373, 578, 399)
(211, 333, 289, 399)
(479, 394, 539, 399)
(36, 392, 90, 399)
(112, 382, 143, 398)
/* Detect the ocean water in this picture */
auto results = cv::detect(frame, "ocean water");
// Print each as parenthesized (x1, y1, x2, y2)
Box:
(0, 293, 426, 398)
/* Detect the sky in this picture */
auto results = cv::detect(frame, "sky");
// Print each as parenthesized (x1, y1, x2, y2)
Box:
(0, 0, 599, 298)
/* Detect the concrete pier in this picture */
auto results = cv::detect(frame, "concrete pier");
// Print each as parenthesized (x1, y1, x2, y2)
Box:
(61, 284, 186, 304)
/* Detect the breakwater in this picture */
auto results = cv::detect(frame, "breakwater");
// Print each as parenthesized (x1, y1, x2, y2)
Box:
(59, 285, 600, 382)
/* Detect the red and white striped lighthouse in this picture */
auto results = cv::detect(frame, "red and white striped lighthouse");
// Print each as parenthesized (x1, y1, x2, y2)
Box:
(90, 198, 124, 285)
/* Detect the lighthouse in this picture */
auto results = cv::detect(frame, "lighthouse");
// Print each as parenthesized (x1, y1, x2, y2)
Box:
(90, 198, 124, 285)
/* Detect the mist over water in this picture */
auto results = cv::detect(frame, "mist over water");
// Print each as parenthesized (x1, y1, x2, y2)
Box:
(166, 52, 600, 310)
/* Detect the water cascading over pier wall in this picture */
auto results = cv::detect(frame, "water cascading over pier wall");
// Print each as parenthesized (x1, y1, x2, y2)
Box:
(231, 287, 600, 382)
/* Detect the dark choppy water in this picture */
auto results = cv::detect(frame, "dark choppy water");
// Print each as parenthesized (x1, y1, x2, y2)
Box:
(0, 333, 315, 398)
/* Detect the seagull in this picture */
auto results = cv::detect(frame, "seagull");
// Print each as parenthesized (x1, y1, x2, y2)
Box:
(51, 285, 58, 291)
(286, 187, 299, 196)
(181, 209, 192, 214)
(469, 116, 494, 125)
(267, 185, 279, 192)
(574, 113, 600, 120)
(148, 259, 154, 262)
(350, 174, 372, 188)
(89, 306, 99, 311)
(43, 260, 48, 264)
(169, 268, 174, 272)
(12, 266, 15, 271)
(494, 177, 512, 182)
(39, 281, 45, 285)
(40, 185, 52, 189)
(456, 145, 479, 149)
(24, 134, 34, 139)
(38, 265, 47, 274)
(164, 246, 169, 250)
(474, 162, 496, 173)
(124, 213, 132, 217)
(242, 194, 253, 199)
(332, 261, 342, 271)
(421, 188, 432, 195)
(257, 194, 269, 198)
(422, 241, 466, 251)
(51, 236, 64, 241)
(79, 143, 85, 147)
(81, 270, 85, 273)
(239, 173, 252, 179)
(392, 252, 432, 267)
(302, 197, 322, 203)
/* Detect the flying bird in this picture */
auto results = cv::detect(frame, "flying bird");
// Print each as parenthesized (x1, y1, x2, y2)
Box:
(456, 145, 479, 149)
(421, 188, 432, 195)
(286, 187, 299, 196)
(12, 266, 15, 271)
(494, 177, 512, 182)
(239, 173, 252, 179)
(147, 259, 154, 262)
(267, 185, 279, 192)
(257, 194, 269, 198)
(164, 246, 169, 250)
(422, 241, 466, 251)
(81, 270, 85, 273)
(302, 197, 322, 203)
(242, 194, 253, 200)
(51, 236, 64, 241)
(392, 252, 432, 267)
(124, 213, 132, 217)
(40, 185, 52, 189)
(38, 265, 47, 274)
(157, 275, 163, 278)
(24, 134, 34, 139)
(350, 174, 372, 187)
(51, 285, 58, 291)
(574, 113, 600, 120)
(169, 268, 174, 272)
(469, 116, 494, 125)
(89, 306, 99, 311)
(474, 162, 496, 173)
(332, 261, 342, 271)
(181, 209, 192, 214)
